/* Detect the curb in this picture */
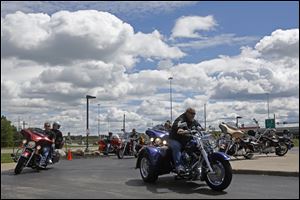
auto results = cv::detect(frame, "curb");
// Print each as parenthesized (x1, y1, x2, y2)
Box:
(232, 169, 299, 177)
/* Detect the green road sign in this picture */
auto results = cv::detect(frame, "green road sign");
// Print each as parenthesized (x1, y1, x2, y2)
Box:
(265, 119, 276, 128)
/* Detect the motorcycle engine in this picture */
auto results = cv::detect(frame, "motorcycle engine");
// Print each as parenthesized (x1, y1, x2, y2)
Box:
(181, 151, 191, 166)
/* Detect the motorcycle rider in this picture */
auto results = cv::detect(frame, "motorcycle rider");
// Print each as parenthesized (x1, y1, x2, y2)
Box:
(164, 120, 172, 132)
(52, 121, 63, 149)
(130, 129, 140, 154)
(169, 107, 203, 174)
(48, 121, 64, 164)
(40, 122, 55, 168)
(104, 132, 113, 156)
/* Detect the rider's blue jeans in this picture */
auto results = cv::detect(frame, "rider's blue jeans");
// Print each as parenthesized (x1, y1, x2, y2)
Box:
(40, 146, 50, 166)
(168, 139, 183, 168)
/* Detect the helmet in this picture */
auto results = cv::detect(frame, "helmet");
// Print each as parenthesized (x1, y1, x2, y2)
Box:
(53, 121, 61, 129)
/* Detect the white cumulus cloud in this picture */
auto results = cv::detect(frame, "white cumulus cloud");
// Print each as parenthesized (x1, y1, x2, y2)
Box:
(171, 15, 217, 38)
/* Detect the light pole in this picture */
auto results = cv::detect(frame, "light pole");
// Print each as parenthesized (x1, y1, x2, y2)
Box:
(98, 104, 100, 139)
(266, 93, 270, 119)
(236, 116, 242, 128)
(86, 95, 96, 152)
(168, 77, 173, 123)
(204, 103, 206, 131)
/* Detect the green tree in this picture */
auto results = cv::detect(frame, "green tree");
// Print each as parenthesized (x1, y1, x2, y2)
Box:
(1, 115, 17, 147)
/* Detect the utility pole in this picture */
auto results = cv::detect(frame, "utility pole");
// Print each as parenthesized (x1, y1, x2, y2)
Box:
(85, 95, 96, 152)
(123, 113, 126, 133)
(22, 121, 28, 129)
(204, 103, 206, 131)
(107, 115, 110, 133)
(98, 104, 100, 139)
(267, 93, 270, 119)
(168, 77, 173, 123)
(18, 116, 21, 132)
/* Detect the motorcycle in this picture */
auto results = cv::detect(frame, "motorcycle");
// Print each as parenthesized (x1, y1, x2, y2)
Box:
(11, 128, 61, 174)
(136, 128, 232, 191)
(116, 137, 136, 159)
(98, 135, 122, 155)
(145, 125, 169, 147)
(250, 119, 294, 156)
(218, 122, 255, 159)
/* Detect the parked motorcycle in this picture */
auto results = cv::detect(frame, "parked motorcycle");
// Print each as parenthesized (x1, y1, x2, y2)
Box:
(136, 129, 232, 191)
(116, 137, 136, 159)
(218, 122, 255, 159)
(250, 119, 294, 156)
(11, 128, 61, 174)
(98, 135, 122, 155)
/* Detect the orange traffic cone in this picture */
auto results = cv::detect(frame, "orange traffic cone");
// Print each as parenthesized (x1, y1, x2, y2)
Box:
(67, 149, 72, 160)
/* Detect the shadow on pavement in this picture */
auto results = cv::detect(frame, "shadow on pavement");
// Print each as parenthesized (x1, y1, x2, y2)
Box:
(125, 176, 227, 196)
(229, 154, 280, 162)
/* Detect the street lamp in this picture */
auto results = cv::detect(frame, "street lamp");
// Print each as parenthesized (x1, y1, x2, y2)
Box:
(98, 104, 100, 140)
(266, 93, 270, 119)
(85, 95, 96, 152)
(236, 116, 242, 128)
(168, 77, 173, 123)
(204, 103, 206, 131)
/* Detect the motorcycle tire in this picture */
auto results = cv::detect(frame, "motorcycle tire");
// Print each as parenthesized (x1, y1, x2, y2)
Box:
(203, 156, 232, 191)
(14, 156, 27, 174)
(275, 142, 288, 156)
(117, 148, 124, 159)
(244, 153, 254, 159)
(139, 154, 158, 183)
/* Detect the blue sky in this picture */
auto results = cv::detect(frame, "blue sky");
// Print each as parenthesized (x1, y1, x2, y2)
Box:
(117, 1, 299, 68)
(1, 1, 299, 134)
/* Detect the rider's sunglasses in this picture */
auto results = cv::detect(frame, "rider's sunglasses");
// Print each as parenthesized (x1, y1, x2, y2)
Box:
(188, 112, 196, 115)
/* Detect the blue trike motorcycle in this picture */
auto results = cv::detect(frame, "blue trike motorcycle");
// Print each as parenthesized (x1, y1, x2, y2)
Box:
(145, 124, 169, 147)
(136, 129, 232, 191)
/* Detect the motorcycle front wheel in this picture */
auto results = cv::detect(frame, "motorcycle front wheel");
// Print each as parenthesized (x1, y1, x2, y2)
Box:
(275, 142, 288, 156)
(139, 154, 158, 183)
(14, 156, 27, 174)
(203, 156, 232, 191)
(117, 148, 124, 159)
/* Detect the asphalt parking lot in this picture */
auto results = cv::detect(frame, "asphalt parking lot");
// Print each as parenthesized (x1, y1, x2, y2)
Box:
(1, 156, 299, 199)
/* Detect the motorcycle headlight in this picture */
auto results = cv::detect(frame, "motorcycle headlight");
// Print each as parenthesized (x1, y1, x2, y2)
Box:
(162, 140, 167, 145)
(154, 138, 162, 145)
(202, 134, 217, 150)
(27, 141, 36, 149)
(22, 139, 27, 144)
(150, 137, 154, 142)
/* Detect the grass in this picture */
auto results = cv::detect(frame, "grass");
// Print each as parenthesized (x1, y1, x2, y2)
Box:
(1, 153, 14, 163)
(292, 139, 299, 147)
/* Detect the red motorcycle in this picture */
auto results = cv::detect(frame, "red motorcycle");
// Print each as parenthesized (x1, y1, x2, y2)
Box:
(98, 135, 122, 155)
(116, 137, 135, 159)
(11, 128, 62, 174)
(117, 136, 146, 159)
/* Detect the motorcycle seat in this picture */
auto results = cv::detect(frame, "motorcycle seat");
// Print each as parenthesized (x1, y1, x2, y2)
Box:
(219, 123, 245, 139)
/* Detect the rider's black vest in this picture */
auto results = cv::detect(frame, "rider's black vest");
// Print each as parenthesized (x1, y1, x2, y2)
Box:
(169, 113, 201, 146)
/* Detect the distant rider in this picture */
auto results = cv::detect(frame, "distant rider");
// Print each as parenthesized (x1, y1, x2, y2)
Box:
(104, 132, 113, 156)
(130, 129, 140, 154)
(52, 121, 63, 149)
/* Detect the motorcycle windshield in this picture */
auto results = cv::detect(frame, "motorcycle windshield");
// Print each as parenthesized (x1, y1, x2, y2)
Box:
(146, 129, 169, 138)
